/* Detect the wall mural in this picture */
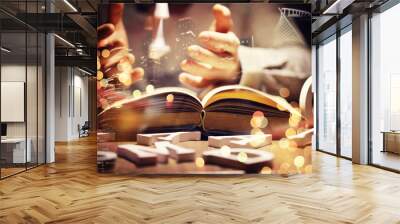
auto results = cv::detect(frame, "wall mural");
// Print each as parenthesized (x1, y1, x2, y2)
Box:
(96, 3, 313, 175)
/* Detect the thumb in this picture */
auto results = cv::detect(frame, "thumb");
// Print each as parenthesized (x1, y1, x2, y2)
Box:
(212, 4, 233, 33)
(109, 3, 124, 25)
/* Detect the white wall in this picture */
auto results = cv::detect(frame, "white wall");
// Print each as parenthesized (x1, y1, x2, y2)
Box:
(1, 63, 46, 163)
(54, 67, 89, 141)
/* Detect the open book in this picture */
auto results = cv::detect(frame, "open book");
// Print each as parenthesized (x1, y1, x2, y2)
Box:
(98, 85, 302, 141)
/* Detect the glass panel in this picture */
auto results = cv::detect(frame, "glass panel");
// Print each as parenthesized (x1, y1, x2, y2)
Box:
(0, 11, 28, 177)
(371, 4, 400, 171)
(339, 28, 352, 158)
(26, 0, 39, 169)
(27, 30, 38, 169)
(38, 32, 45, 165)
(317, 36, 337, 154)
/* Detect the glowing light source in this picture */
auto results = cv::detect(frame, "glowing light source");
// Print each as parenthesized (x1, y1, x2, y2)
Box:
(253, 111, 264, 118)
(220, 145, 231, 157)
(237, 151, 248, 162)
(261, 167, 272, 174)
(249, 132, 267, 148)
(279, 88, 290, 98)
(294, 156, 305, 168)
(146, 84, 155, 94)
(63, 0, 78, 12)
(285, 128, 296, 138)
(117, 61, 130, 72)
(195, 157, 205, 168)
(97, 71, 103, 81)
(251, 128, 263, 135)
(118, 72, 132, 86)
(54, 34, 75, 48)
(101, 49, 110, 58)
(1, 47, 11, 53)
(114, 103, 123, 109)
(166, 94, 174, 103)
(133, 90, 142, 98)
(289, 112, 302, 128)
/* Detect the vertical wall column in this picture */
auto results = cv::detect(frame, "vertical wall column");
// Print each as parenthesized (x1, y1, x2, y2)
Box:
(46, 33, 55, 163)
(352, 14, 369, 164)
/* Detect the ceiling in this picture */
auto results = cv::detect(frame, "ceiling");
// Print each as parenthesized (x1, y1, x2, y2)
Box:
(0, 0, 392, 72)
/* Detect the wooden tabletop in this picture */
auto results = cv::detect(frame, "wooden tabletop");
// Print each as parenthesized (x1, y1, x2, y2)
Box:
(98, 140, 312, 175)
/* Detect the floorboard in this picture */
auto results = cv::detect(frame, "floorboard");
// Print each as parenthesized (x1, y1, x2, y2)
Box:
(1, 136, 400, 224)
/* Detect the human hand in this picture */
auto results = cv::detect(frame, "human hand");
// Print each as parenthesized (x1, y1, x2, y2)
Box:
(179, 4, 240, 88)
(97, 3, 144, 88)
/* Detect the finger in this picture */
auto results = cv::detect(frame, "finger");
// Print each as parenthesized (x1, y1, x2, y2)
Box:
(198, 31, 239, 54)
(187, 45, 237, 70)
(212, 4, 232, 33)
(113, 66, 143, 87)
(180, 59, 220, 80)
(103, 62, 129, 79)
(179, 73, 211, 88)
(101, 48, 131, 69)
(98, 23, 115, 40)
(97, 24, 116, 48)
(98, 33, 126, 49)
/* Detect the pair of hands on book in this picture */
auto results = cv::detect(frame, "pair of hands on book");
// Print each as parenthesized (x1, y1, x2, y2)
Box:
(97, 3, 240, 106)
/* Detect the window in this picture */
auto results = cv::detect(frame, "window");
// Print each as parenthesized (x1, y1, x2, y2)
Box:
(370, 3, 400, 171)
(317, 35, 337, 154)
(339, 27, 352, 158)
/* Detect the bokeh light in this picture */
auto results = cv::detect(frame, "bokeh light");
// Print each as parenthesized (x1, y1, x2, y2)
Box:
(279, 88, 290, 98)
(146, 84, 155, 94)
(195, 157, 205, 168)
(117, 61, 130, 72)
(114, 102, 123, 109)
(132, 90, 142, 98)
(237, 151, 248, 163)
(101, 49, 110, 58)
(261, 167, 272, 174)
(294, 156, 305, 168)
(118, 72, 132, 86)
(289, 112, 302, 128)
(285, 128, 296, 138)
(220, 145, 231, 157)
(253, 111, 264, 118)
(166, 94, 174, 103)
(250, 132, 267, 148)
(97, 71, 103, 81)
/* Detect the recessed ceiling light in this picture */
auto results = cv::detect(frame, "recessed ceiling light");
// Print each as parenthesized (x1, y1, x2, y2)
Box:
(54, 34, 75, 48)
(1, 47, 11, 53)
(63, 0, 78, 12)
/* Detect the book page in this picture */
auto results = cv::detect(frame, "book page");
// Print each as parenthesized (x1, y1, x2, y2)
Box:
(201, 85, 301, 117)
(100, 87, 201, 116)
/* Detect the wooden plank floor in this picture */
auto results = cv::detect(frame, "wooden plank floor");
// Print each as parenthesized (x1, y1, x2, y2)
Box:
(1, 136, 400, 224)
